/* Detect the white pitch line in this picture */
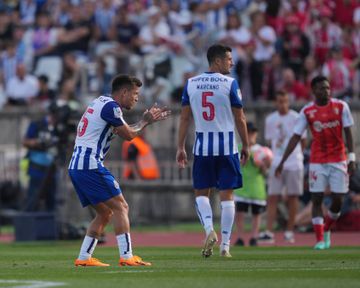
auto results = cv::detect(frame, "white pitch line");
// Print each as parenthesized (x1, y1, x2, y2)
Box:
(0, 280, 66, 288)
(101, 270, 155, 273)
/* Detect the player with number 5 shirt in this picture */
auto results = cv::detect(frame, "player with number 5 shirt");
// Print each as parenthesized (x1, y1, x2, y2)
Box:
(176, 44, 249, 258)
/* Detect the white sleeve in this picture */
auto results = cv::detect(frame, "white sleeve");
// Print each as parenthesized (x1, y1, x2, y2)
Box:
(293, 108, 308, 136)
(342, 101, 354, 127)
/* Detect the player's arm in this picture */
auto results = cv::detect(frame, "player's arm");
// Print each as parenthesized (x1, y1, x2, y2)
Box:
(113, 104, 171, 141)
(342, 101, 356, 175)
(176, 105, 192, 168)
(344, 127, 355, 175)
(229, 80, 249, 165)
(232, 107, 249, 165)
(275, 133, 302, 177)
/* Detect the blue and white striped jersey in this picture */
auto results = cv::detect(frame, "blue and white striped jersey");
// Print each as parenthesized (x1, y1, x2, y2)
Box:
(68, 95, 125, 170)
(182, 72, 243, 156)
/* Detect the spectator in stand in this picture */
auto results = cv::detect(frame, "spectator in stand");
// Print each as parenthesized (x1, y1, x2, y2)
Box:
(60, 52, 81, 92)
(322, 46, 353, 99)
(282, 0, 308, 31)
(249, 11, 277, 99)
(0, 10, 14, 50)
(94, 0, 116, 42)
(281, 68, 309, 103)
(53, 0, 71, 26)
(19, 0, 37, 25)
(56, 5, 92, 57)
(57, 78, 80, 112)
(36, 75, 56, 105)
(6, 63, 39, 106)
(277, 15, 310, 78)
(352, 7, 360, 99)
(30, 12, 58, 63)
(108, 4, 141, 74)
(0, 41, 20, 87)
(261, 53, 283, 101)
(235, 36, 256, 103)
(127, 0, 148, 28)
(138, 6, 171, 55)
(301, 55, 321, 93)
(253, 13, 277, 62)
(217, 12, 251, 52)
(341, 27, 357, 61)
(333, 0, 357, 28)
(308, 6, 342, 65)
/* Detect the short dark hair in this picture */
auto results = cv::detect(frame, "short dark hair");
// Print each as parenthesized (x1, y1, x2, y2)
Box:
(38, 74, 49, 83)
(276, 89, 288, 97)
(311, 75, 328, 89)
(207, 44, 232, 65)
(111, 74, 142, 93)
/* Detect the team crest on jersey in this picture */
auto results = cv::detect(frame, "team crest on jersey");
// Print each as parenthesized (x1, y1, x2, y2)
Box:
(113, 180, 120, 189)
(308, 109, 316, 118)
(113, 107, 122, 118)
(334, 108, 339, 115)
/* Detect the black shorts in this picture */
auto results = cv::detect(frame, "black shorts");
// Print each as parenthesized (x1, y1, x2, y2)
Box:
(235, 201, 266, 215)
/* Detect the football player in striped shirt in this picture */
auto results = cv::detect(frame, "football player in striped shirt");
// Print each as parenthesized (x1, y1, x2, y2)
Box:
(69, 74, 170, 266)
(176, 44, 249, 258)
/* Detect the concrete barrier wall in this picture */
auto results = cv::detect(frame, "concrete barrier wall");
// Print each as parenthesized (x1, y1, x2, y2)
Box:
(1, 101, 359, 225)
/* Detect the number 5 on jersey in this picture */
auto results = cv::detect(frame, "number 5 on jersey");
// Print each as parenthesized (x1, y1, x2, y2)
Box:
(77, 108, 94, 137)
(202, 91, 215, 121)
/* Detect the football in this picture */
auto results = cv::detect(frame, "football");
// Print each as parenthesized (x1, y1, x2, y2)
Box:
(253, 146, 273, 168)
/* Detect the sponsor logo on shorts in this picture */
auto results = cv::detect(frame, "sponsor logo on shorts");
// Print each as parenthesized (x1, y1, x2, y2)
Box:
(313, 120, 340, 132)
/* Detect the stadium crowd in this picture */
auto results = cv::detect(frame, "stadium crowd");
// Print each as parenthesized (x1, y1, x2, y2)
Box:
(0, 0, 360, 110)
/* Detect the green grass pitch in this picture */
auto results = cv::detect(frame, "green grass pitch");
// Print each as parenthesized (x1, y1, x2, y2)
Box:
(0, 242, 359, 288)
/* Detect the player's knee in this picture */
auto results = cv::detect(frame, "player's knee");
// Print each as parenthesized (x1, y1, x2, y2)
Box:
(99, 209, 113, 224)
(122, 202, 129, 214)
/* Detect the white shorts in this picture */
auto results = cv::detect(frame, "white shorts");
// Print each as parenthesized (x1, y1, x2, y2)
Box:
(268, 168, 304, 196)
(309, 161, 349, 193)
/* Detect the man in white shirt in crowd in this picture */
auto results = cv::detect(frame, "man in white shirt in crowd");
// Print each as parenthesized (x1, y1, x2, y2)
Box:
(259, 90, 306, 244)
(6, 63, 39, 106)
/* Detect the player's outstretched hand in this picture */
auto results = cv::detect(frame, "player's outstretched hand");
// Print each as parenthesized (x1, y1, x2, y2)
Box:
(348, 161, 356, 176)
(240, 147, 249, 166)
(176, 149, 188, 169)
(275, 163, 283, 177)
(143, 103, 171, 124)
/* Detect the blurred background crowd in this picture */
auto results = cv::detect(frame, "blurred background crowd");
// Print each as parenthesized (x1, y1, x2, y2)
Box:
(0, 0, 360, 110)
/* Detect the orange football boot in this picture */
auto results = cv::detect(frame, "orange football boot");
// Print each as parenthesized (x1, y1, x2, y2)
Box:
(119, 255, 152, 266)
(74, 257, 110, 267)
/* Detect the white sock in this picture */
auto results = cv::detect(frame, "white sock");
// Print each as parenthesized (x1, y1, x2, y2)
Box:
(312, 217, 324, 225)
(78, 235, 98, 260)
(195, 196, 214, 236)
(220, 201, 235, 251)
(116, 233, 133, 259)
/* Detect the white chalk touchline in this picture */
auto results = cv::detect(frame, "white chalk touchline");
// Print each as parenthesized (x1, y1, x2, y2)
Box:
(0, 280, 66, 288)
(102, 270, 155, 273)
